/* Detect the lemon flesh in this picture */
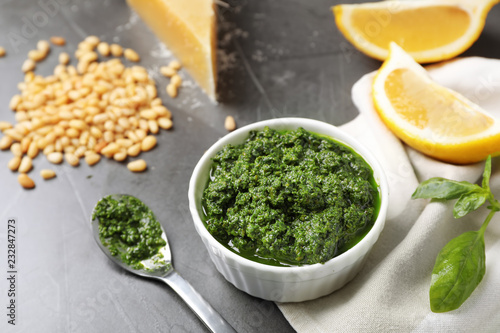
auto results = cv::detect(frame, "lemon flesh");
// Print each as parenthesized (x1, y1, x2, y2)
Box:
(385, 68, 494, 137)
(351, 6, 470, 53)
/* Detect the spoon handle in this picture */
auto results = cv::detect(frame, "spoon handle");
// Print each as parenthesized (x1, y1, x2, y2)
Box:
(160, 269, 236, 333)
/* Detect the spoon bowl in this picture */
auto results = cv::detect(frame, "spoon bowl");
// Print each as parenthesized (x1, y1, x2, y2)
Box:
(91, 194, 235, 333)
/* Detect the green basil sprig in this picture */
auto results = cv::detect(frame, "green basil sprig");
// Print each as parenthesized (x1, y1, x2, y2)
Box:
(412, 156, 500, 313)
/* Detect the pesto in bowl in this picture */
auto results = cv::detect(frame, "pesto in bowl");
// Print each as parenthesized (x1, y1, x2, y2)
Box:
(201, 126, 380, 267)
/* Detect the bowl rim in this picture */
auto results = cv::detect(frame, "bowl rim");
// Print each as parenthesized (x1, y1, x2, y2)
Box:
(188, 117, 389, 275)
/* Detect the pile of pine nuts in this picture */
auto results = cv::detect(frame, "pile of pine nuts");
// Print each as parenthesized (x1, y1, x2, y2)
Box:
(0, 36, 176, 189)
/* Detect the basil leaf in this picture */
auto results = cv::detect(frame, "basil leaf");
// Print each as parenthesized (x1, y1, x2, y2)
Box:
(482, 155, 492, 191)
(412, 178, 479, 200)
(430, 231, 486, 313)
(453, 191, 488, 218)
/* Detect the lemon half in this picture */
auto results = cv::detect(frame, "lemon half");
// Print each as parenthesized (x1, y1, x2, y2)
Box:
(333, 0, 499, 63)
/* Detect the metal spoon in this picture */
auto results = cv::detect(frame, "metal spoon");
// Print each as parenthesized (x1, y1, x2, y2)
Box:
(91, 194, 236, 333)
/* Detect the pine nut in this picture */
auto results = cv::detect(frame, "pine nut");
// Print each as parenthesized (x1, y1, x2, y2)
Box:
(160, 66, 176, 77)
(59, 52, 70, 65)
(141, 135, 156, 152)
(84, 36, 100, 47)
(20, 137, 31, 153)
(14, 124, 29, 136)
(138, 119, 148, 131)
(4, 128, 23, 141)
(27, 141, 39, 158)
(101, 142, 120, 156)
(125, 130, 139, 143)
(94, 141, 108, 153)
(103, 131, 114, 142)
(18, 156, 33, 173)
(15, 112, 29, 123)
(67, 65, 77, 76)
(77, 60, 89, 74)
(116, 138, 133, 148)
(9, 95, 21, 110)
(44, 132, 57, 145)
(59, 136, 70, 148)
(0, 47, 6, 57)
(135, 129, 147, 140)
(170, 74, 182, 87)
(127, 143, 141, 157)
(131, 70, 148, 82)
(66, 128, 80, 138)
(40, 169, 56, 179)
(75, 49, 85, 59)
(47, 152, 63, 164)
(225, 116, 236, 131)
(152, 106, 172, 118)
(65, 153, 79, 166)
(43, 144, 54, 155)
(28, 49, 47, 62)
(104, 120, 115, 131)
(97, 42, 110, 56)
(87, 136, 96, 150)
(10, 143, 22, 157)
(8, 156, 21, 171)
(69, 119, 87, 130)
(110, 44, 123, 57)
(82, 51, 98, 63)
(113, 151, 127, 162)
(168, 60, 182, 70)
(140, 109, 157, 120)
(158, 117, 173, 130)
(124, 48, 140, 62)
(85, 153, 101, 166)
(0, 136, 13, 150)
(151, 98, 162, 106)
(22, 59, 36, 73)
(9, 95, 22, 111)
(18, 173, 35, 189)
(127, 159, 147, 172)
(90, 126, 103, 138)
(54, 139, 63, 152)
(148, 120, 159, 134)
(50, 36, 66, 46)
(79, 131, 90, 146)
(93, 113, 108, 124)
(166, 84, 177, 98)
(37, 40, 50, 54)
(117, 117, 130, 130)
(64, 146, 75, 155)
(74, 146, 86, 158)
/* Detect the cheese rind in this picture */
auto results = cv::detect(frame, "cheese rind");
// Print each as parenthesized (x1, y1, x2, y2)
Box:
(127, 0, 217, 101)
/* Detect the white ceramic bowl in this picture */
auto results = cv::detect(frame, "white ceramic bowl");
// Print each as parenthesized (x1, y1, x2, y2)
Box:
(188, 117, 388, 302)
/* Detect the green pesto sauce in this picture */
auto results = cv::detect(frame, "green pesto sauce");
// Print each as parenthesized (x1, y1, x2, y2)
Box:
(93, 195, 166, 270)
(202, 126, 380, 267)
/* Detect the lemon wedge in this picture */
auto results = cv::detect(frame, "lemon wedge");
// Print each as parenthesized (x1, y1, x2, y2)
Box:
(372, 42, 500, 164)
(333, 0, 499, 63)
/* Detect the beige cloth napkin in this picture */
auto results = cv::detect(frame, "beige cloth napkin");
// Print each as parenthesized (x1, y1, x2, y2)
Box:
(278, 57, 500, 332)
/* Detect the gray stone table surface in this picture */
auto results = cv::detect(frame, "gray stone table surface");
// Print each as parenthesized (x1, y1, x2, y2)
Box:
(0, 0, 500, 332)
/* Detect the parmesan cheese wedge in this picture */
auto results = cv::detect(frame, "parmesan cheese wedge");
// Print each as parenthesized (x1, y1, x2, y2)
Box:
(127, 0, 218, 101)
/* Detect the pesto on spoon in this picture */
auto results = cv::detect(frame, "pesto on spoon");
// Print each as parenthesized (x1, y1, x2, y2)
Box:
(91, 194, 235, 333)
